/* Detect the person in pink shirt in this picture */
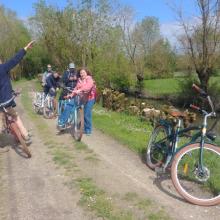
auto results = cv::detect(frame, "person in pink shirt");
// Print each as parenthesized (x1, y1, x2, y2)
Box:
(58, 68, 96, 135)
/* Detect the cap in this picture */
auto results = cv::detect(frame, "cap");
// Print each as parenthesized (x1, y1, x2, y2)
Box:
(47, 64, 51, 68)
(69, 63, 75, 69)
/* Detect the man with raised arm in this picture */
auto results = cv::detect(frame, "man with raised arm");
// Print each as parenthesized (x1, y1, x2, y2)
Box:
(0, 41, 35, 144)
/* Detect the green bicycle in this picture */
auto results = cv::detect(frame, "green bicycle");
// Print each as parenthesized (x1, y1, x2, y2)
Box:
(146, 84, 220, 206)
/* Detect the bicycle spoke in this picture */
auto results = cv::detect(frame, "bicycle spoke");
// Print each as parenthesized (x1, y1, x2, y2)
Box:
(174, 145, 220, 203)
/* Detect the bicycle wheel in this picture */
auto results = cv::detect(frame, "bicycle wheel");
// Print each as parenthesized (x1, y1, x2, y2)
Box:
(171, 143, 220, 206)
(10, 122, 31, 158)
(43, 97, 56, 119)
(33, 93, 43, 114)
(146, 125, 170, 170)
(70, 107, 84, 141)
(33, 104, 41, 114)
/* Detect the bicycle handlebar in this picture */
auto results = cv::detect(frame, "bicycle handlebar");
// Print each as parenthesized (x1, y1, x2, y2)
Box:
(191, 84, 216, 117)
(0, 92, 20, 108)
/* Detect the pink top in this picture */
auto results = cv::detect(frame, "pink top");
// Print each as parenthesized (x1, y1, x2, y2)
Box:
(71, 75, 95, 100)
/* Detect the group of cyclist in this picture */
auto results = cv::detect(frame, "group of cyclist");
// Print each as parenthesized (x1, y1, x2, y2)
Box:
(0, 41, 96, 149)
(41, 60, 96, 135)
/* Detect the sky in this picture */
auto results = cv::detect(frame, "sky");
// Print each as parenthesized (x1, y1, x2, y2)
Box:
(0, 0, 197, 44)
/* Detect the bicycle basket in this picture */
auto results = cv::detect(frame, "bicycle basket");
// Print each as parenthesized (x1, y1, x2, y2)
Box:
(75, 92, 89, 106)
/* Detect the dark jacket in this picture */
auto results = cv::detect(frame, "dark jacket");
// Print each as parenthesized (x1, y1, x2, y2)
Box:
(62, 69, 78, 89)
(59, 70, 78, 100)
(0, 49, 26, 105)
(44, 74, 60, 94)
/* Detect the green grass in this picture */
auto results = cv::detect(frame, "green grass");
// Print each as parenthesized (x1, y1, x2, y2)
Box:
(93, 105, 152, 154)
(77, 178, 134, 220)
(122, 192, 170, 220)
(143, 78, 182, 95)
(143, 76, 220, 96)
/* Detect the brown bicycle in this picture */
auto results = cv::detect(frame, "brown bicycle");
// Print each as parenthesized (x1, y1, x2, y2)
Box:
(1, 93, 31, 158)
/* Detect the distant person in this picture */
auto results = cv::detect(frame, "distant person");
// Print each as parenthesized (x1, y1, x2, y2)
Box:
(42, 64, 53, 87)
(44, 71, 61, 112)
(59, 63, 78, 100)
(0, 41, 35, 144)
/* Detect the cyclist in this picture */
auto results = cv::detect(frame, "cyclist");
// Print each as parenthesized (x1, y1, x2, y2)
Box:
(42, 64, 53, 87)
(59, 63, 78, 100)
(58, 68, 95, 135)
(0, 41, 35, 143)
(44, 71, 61, 112)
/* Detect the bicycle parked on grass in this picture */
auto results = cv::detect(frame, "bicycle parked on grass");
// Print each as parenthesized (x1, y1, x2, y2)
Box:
(146, 84, 220, 206)
(0, 93, 31, 158)
(33, 92, 56, 119)
(57, 87, 87, 141)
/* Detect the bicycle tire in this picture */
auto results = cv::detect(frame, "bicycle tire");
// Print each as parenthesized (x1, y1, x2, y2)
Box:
(43, 97, 56, 119)
(33, 104, 41, 114)
(33, 93, 43, 114)
(171, 143, 220, 206)
(10, 122, 31, 158)
(70, 107, 84, 141)
(146, 125, 170, 170)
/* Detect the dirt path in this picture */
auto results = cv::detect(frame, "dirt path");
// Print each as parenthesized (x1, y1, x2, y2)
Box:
(1, 84, 220, 220)
(43, 103, 220, 219)
(0, 97, 90, 220)
(82, 129, 220, 219)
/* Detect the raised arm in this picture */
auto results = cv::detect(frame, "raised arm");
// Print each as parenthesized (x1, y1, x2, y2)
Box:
(3, 41, 35, 72)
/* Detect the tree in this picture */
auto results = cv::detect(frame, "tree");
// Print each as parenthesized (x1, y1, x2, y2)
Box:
(133, 16, 160, 57)
(0, 5, 32, 78)
(174, 0, 220, 91)
(146, 39, 176, 77)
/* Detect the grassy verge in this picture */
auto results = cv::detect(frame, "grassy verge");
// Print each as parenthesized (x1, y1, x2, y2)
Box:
(143, 78, 182, 96)
(143, 76, 220, 96)
(20, 81, 171, 220)
(93, 105, 152, 154)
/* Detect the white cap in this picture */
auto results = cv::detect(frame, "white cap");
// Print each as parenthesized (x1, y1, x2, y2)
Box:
(69, 63, 75, 69)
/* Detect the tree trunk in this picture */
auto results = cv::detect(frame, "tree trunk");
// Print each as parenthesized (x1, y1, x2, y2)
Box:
(197, 69, 210, 92)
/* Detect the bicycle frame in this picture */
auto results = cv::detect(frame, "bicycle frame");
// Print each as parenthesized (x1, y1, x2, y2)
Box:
(158, 113, 215, 170)
(58, 95, 84, 126)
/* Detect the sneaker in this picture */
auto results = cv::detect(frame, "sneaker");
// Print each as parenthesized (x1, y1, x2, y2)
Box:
(24, 137, 32, 145)
(57, 124, 66, 131)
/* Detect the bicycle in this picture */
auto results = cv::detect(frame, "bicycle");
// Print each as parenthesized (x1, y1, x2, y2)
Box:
(146, 84, 220, 206)
(33, 92, 56, 119)
(57, 87, 87, 141)
(0, 93, 31, 158)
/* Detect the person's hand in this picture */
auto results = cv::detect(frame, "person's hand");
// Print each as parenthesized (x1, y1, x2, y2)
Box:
(75, 90, 81, 94)
(56, 88, 59, 92)
(24, 40, 35, 51)
(64, 94, 72, 99)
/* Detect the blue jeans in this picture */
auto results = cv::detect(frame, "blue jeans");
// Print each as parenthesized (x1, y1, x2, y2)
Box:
(58, 99, 75, 125)
(84, 99, 95, 134)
